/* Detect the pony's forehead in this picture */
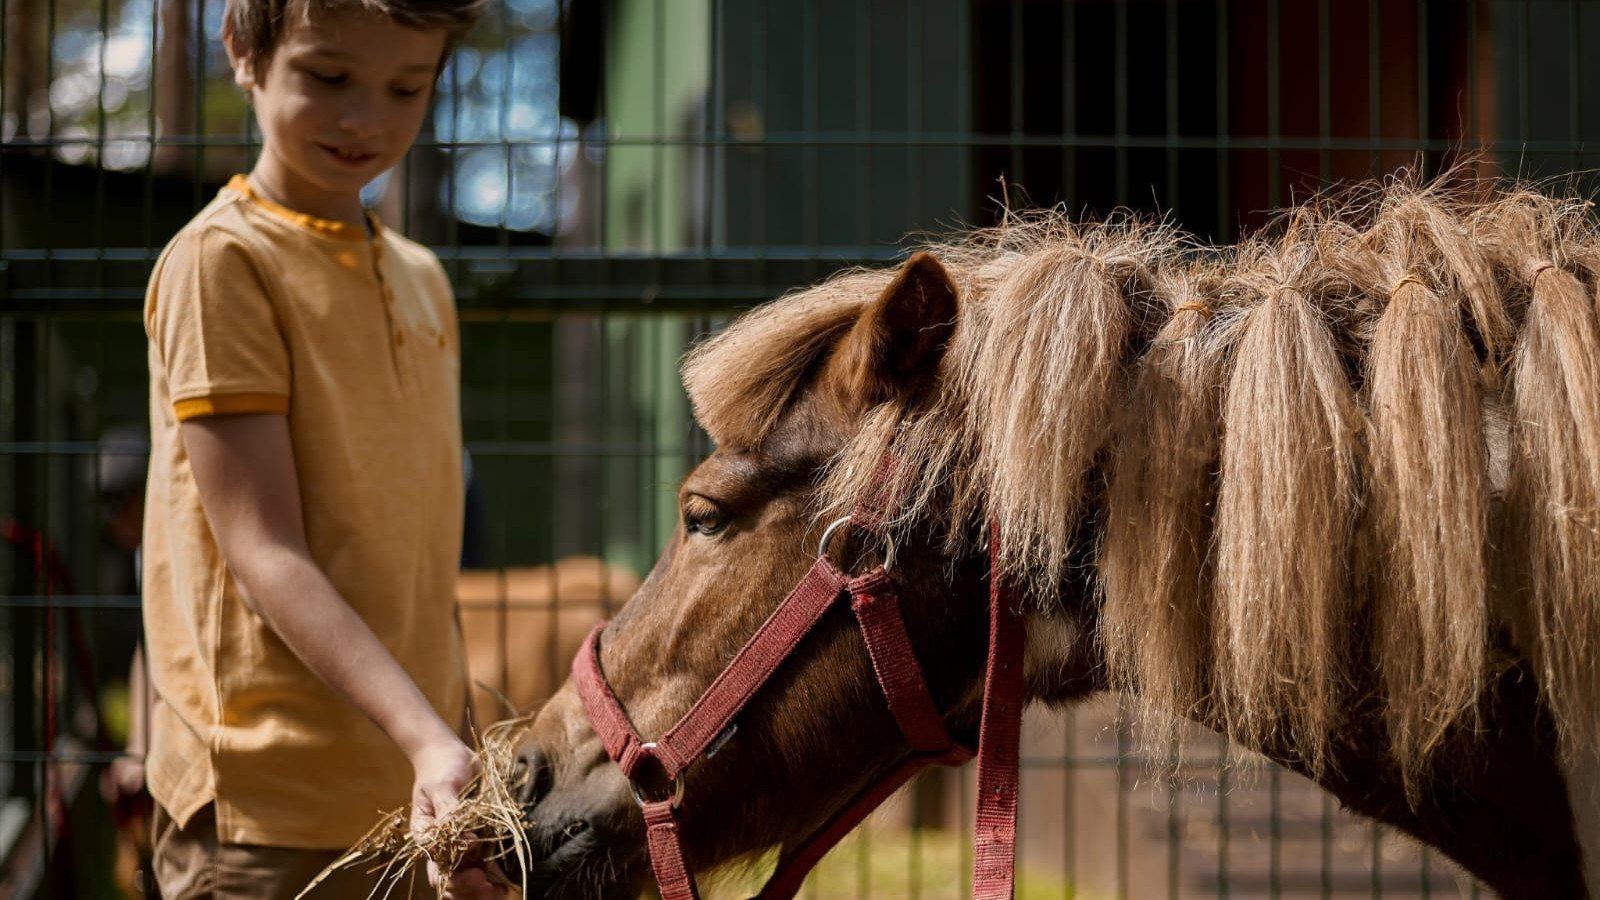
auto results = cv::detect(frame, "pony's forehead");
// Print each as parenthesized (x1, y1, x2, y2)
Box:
(683, 273, 893, 449)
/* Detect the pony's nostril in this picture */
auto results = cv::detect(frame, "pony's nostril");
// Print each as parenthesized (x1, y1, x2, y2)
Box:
(515, 748, 555, 805)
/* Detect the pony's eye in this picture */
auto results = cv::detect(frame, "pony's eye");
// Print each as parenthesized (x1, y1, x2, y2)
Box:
(683, 499, 725, 536)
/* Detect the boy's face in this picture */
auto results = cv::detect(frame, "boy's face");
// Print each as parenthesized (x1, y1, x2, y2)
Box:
(226, 9, 447, 224)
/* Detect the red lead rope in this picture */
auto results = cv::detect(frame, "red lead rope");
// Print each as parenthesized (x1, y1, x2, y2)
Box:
(572, 518, 1026, 900)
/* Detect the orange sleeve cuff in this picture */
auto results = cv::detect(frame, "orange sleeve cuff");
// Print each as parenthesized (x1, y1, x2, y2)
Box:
(173, 393, 290, 421)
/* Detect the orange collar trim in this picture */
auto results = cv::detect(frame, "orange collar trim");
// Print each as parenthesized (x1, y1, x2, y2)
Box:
(226, 175, 381, 242)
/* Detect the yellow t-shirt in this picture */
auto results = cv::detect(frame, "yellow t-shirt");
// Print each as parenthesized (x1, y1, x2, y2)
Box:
(142, 176, 467, 848)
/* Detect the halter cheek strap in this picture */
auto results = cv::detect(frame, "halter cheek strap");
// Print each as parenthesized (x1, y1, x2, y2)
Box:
(573, 500, 1026, 900)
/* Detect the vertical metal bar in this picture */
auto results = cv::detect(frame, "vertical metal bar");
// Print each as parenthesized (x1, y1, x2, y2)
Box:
(1166, 0, 1179, 217)
(1267, 0, 1280, 207)
(0, 0, 7, 255)
(1114, 0, 1129, 206)
(37, 0, 61, 869)
(193, 0, 206, 205)
(1319, 0, 1332, 182)
(856, 0, 871, 249)
(1218, 734, 1231, 899)
(1467, 0, 1480, 158)
(1008, 0, 1023, 207)
(709, 0, 725, 251)
(1518, 0, 1529, 150)
(44, 0, 60, 262)
(1064, 705, 1077, 900)
(1116, 707, 1130, 900)
(1269, 765, 1281, 898)
(9, 324, 39, 812)
(1062, 1, 1076, 215)
(595, 0, 613, 253)
(1369, 0, 1381, 174)
(1569, 0, 1581, 171)
(1167, 737, 1180, 900)
(144, 0, 160, 249)
(1417, 0, 1430, 172)
(1215, 0, 1231, 241)
(94, 0, 111, 264)
(907, 0, 922, 232)
(652, 0, 666, 253)
(1371, 819, 1383, 898)
(1321, 793, 1333, 900)
(752, 0, 768, 259)
(496, 0, 512, 250)
(802, 0, 819, 253)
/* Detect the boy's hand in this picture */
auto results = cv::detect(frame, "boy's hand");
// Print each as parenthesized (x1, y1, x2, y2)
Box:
(441, 862, 511, 900)
(409, 739, 508, 899)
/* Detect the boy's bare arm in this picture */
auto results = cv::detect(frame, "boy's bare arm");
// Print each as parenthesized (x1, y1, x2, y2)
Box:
(179, 414, 476, 817)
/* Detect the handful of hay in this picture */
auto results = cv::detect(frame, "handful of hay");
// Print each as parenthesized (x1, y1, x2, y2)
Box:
(297, 718, 536, 899)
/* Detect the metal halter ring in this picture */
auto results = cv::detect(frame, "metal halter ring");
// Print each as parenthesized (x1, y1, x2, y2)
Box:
(627, 743, 686, 809)
(817, 516, 895, 573)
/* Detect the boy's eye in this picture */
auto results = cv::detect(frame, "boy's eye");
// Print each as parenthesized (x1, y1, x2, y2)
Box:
(309, 70, 346, 85)
(392, 86, 426, 99)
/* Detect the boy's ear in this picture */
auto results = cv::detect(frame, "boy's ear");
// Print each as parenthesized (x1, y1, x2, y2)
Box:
(221, 22, 256, 91)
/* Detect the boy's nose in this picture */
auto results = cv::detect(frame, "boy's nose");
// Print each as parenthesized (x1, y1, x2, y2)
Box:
(337, 98, 383, 138)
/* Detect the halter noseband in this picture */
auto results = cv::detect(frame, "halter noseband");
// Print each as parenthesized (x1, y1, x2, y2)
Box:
(572, 461, 1026, 900)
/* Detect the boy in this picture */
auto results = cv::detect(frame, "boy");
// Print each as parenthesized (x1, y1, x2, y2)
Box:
(141, 0, 502, 896)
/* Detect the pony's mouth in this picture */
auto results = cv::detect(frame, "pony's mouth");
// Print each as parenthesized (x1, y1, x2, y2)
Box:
(497, 812, 646, 900)
(497, 746, 649, 899)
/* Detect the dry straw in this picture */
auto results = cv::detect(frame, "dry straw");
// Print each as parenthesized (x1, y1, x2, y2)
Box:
(297, 718, 534, 900)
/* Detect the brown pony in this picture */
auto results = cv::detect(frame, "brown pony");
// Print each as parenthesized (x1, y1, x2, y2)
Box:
(506, 178, 1600, 899)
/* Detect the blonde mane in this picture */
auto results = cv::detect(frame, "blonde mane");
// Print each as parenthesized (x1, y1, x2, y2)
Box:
(683, 173, 1600, 787)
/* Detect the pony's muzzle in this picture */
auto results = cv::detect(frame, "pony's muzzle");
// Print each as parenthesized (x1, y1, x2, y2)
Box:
(498, 741, 644, 897)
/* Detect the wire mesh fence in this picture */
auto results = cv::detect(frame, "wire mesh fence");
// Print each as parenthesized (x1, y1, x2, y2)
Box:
(3, 0, 1594, 896)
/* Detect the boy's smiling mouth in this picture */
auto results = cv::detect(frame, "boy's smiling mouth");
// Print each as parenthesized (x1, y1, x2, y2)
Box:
(321, 144, 377, 165)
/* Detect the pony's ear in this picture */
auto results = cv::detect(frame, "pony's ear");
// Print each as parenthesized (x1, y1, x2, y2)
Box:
(835, 251, 959, 408)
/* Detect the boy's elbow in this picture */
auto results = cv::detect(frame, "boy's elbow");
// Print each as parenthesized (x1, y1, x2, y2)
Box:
(223, 539, 315, 619)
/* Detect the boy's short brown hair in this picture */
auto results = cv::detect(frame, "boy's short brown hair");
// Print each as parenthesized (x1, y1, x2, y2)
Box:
(225, 0, 487, 77)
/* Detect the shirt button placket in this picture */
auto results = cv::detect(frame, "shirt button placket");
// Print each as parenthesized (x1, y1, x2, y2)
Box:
(372, 240, 407, 388)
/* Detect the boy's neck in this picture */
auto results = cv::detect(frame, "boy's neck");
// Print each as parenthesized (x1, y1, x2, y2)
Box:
(246, 166, 370, 231)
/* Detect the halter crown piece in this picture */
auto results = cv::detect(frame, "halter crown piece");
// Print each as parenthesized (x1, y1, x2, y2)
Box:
(572, 453, 1027, 900)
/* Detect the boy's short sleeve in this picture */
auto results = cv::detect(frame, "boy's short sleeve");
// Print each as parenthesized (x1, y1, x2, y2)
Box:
(150, 227, 291, 421)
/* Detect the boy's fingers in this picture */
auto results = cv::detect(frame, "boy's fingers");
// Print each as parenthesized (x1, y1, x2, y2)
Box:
(443, 867, 507, 900)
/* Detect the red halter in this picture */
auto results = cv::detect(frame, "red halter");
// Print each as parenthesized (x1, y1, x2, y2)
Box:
(572, 475, 1026, 900)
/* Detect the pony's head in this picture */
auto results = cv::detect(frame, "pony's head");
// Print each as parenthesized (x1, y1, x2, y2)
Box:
(504, 252, 1101, 897)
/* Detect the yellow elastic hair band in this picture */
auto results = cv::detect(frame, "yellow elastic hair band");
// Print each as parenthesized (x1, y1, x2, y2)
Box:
(1176, 301, 1212, 318)
(1528, 262, 1556, 287)
(1388, 275, 1426, 300)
